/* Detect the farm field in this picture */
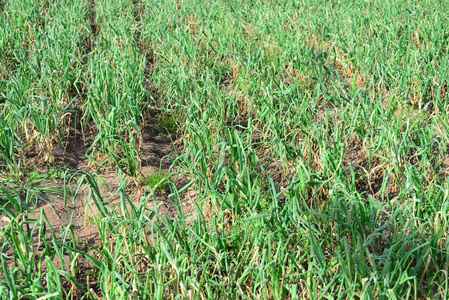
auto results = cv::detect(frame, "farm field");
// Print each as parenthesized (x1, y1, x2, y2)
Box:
(1, 0, 449, 298)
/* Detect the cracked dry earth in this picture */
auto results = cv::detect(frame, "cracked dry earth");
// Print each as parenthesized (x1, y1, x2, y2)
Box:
(0, 124, 194, 272)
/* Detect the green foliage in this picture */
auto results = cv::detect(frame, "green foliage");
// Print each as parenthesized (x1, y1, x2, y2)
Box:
(1, 0, 449, 298)
(154, 111, 182, 135)
(142, 171, 169, 192)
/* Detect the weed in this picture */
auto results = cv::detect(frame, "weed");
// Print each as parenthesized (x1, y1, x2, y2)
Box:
(141, 171, 169, 193)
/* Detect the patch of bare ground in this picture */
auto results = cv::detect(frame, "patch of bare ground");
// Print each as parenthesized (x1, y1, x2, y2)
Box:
(344, 134, 400, 201)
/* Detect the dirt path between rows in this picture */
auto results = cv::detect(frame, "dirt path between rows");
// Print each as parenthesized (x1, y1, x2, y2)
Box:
(0, 0, 197, 289)
(0, 122, 193, 280)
